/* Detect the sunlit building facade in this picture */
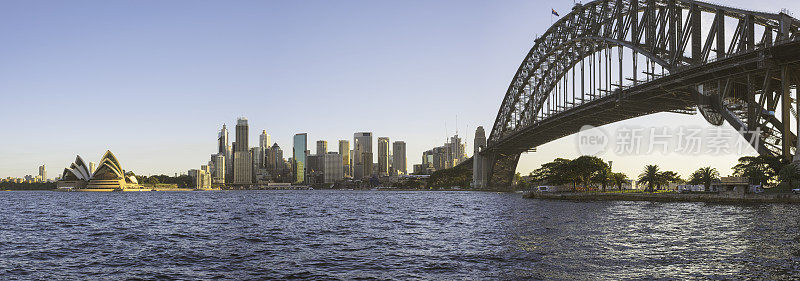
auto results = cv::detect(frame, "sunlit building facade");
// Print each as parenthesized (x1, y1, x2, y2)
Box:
(323, 152, 343, 183)
(353, 132, 372, 179)
(234, 118, 252, 184)
(293, 133, 308, 183)
(377, 137, 390, 177)
(338, 140, 350, 178)
(392, 141, 406, 175)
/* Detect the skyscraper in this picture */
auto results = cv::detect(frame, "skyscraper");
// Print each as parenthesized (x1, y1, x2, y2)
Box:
(269, 143, 283, 174)
(218, 124, 232, 183)
(234, 117, 252, 184)
(316, 140, 327, 155)
(219, 124, 229, 154)
(338, 140, 350, 178)
(38, 165, 46, 182)
(250, 147, 262, 182)
(259, 130, 270, 168)
(353, 132, 372, 179)
(448, 134, 467, 167)
(293, 133, 308, 183)
(323, 152, 343, 183)
(377, 137, 390, 177)
(392, 141, 407, 175)
(211, 154, 225, 184)
(89, 162, 96, 174)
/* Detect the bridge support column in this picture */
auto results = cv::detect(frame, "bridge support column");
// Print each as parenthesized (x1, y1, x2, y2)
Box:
(472, 152, 488, 188)
(472, 126, 488, 188)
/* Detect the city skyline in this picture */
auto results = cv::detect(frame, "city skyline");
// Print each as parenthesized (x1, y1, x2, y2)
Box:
(2, 0, 799, 179)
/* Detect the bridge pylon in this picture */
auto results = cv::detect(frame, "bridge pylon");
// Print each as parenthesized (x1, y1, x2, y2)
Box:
(472, 126, 488, 188)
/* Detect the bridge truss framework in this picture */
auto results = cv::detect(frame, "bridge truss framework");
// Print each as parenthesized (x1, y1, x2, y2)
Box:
(473, 0, 800, 189)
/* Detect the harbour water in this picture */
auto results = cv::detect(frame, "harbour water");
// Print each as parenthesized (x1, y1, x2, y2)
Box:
(1, 190, 800, 280)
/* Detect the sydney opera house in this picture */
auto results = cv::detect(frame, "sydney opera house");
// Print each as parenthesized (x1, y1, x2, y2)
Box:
(56, 150, 141, 191)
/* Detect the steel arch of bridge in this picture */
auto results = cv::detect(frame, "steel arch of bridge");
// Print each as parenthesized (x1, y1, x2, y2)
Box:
(476, 0, 800, 188)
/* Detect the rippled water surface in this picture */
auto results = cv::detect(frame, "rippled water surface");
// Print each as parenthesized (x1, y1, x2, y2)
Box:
(2, 190, 800, 280)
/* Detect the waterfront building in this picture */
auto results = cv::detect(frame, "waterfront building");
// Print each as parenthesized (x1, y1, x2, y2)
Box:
(353, 132, 373, 179)
(377, 137, 390, 177)
(57, 151, 140, 190)
(89, 162, 96, 174)
(339, 140, 351, 178)
(317, 140, 327, 155)
(211, 154, 225, 184)
(306, 154, 323, 184)
(234, 118, 252, 184)
(392, 141, 407, 175)
(323, 152, 344, 183)
(189, 168, 211, 189)
(38, 165, 46, 182)
(413, 164, 424, 174)
(293, 133, 308, 183)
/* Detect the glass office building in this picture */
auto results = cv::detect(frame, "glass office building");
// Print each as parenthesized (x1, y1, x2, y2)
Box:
(293, 133, 307, 183)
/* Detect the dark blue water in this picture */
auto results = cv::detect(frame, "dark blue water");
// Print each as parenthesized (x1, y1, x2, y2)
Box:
(1, 190, 800, 280)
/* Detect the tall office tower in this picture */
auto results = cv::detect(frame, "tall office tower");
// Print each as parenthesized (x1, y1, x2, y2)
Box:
(316, 140, 328, 155)
(293, 133, 308, 183)
(234, 117, 252, 184)
(377, 137, 390, 177)
(230, 142, 236, 179)
(447, 134, 467, 167)
(251, 147, 262, 181)
(219, 124, 229, 154)
(338, 140, 350, 177)
(323, 152, 344, 183)
(218, 124, 233, 183)
(392, 141, 407, 175)
(38, 165, 46, 182)
(212, 154, 225, 184)
(353, 132, 372, 179)
(259, 130, 270, 167)
(269, 143, 283, 173)
(89, 162, 97, 174)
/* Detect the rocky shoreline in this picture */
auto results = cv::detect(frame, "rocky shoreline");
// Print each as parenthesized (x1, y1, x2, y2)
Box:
(524, 191, 800, 203)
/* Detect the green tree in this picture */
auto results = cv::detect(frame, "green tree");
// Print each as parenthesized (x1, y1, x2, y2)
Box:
(638, 165, 662, 192)
(610, 172, 629, 190)
(688, 167, 720, 192)
(777, 163, 800, 191)
(661, 171, 683, 185)
(530, 158, 575, 190)
(732, 155, 782, 186)
(514, 172, 525, 188)
(569, 156, 609, 191)
(529, 158, 573, 186)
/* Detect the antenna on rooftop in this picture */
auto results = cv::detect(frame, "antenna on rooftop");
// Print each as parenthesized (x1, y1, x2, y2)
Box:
(456, 114, 459, 135)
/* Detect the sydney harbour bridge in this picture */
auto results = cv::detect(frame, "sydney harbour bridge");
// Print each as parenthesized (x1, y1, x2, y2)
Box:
(461, 0, 800, 188)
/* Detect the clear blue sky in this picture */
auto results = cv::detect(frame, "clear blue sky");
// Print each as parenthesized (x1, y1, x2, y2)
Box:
(1, 0, 798, 179)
